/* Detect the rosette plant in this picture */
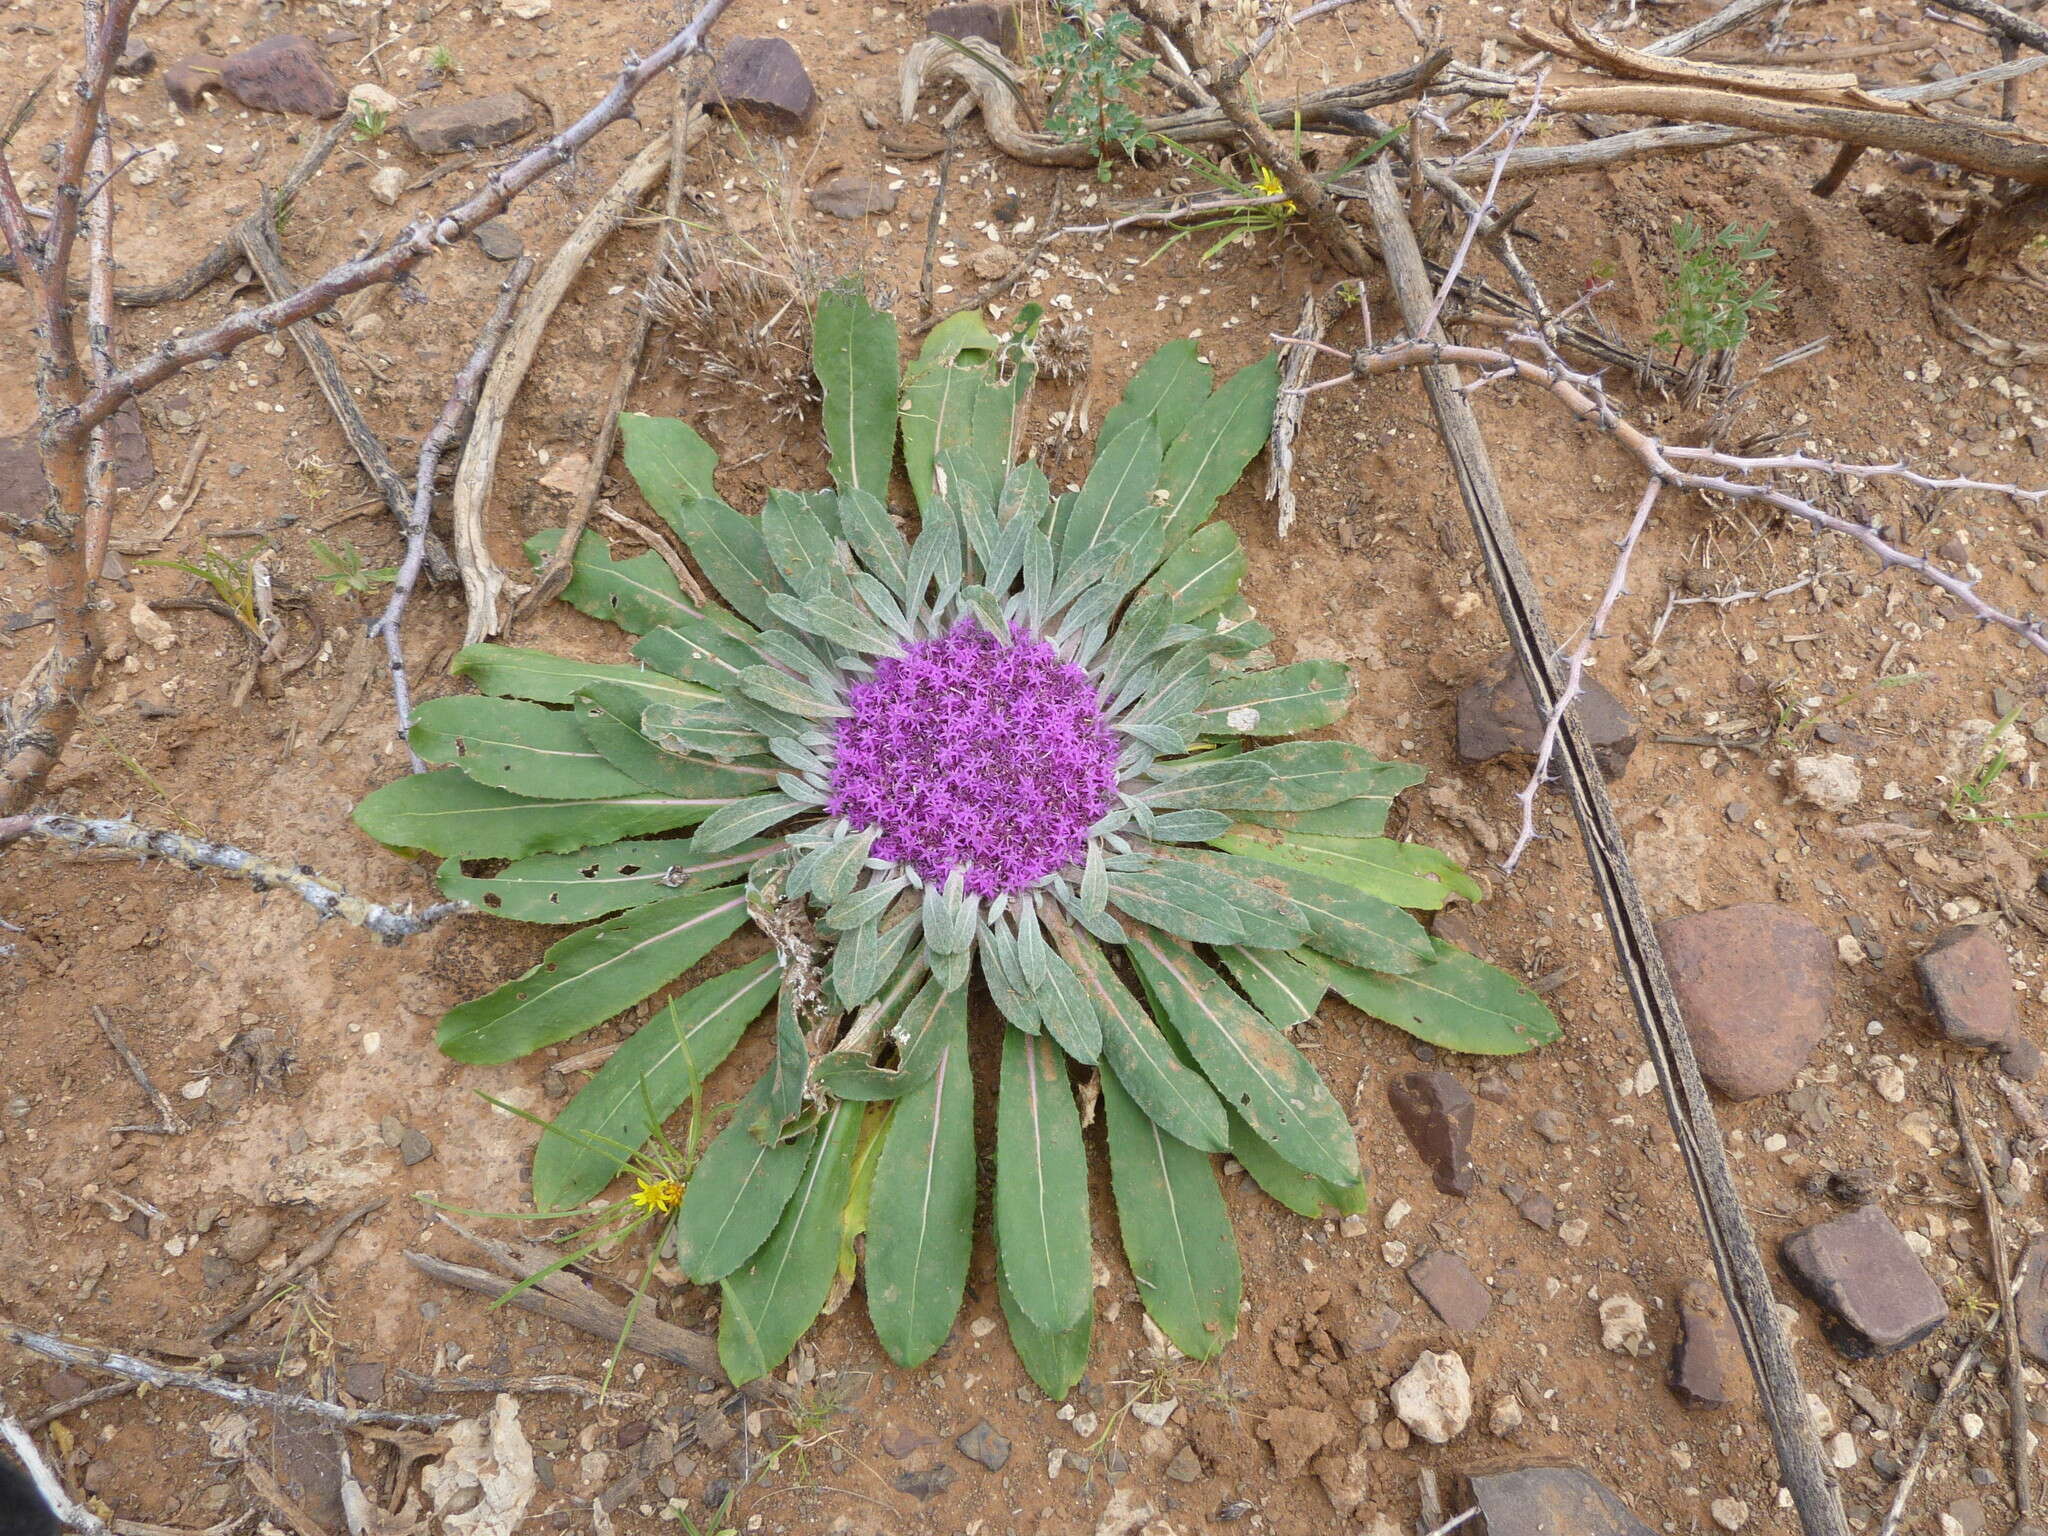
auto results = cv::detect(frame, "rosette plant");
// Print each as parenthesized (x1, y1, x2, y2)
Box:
(355, 288, 1560, 1392)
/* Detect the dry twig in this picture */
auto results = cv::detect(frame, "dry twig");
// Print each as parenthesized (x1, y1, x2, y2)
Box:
(1953, 1077, 2033, 1517)
(89, 1004, 186, 1135)
(1878, 1338, 1987, 1536)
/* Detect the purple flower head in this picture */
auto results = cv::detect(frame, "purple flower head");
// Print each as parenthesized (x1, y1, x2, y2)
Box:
(827, 620, 1118, 899)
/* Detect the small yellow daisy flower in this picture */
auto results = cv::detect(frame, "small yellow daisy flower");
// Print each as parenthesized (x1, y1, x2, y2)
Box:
(631, 1176, 684, 1215)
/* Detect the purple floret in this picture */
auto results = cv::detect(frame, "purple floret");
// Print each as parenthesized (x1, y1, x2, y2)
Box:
(827, 620, 1118, 898)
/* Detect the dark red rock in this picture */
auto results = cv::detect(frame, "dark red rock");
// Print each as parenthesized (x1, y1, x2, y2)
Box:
(1515, 1192, 1556, 1232)
(340, 1359, 386, 1402)
(1658, 902, 1833, 1101)
(927, 3, 1020, 55)
(1668, 1279, 1738, 1409)
(809, 178, 897, 219)
(1916, 925, 2020, 1050)
(114, 38, 156, 78)
(1407, 1250, 1491, 1331)
(1462, 1463, 1656, 1536)
(164, 55, 224, 111)
(401, 92, 540, 156)
(1387, 1071, 1475, 1196)
(955, 1421, 1010, 1471)
(108, 399, 153, 490)
(879, 1425, 937, 1459)
(1456, 650, 1638, 780)
(218, 35, 346, 118)
(1779, 1205, 1946, 1359)
(709, 37, 817, 134)
(2004, 1038, 2044, 1081)
(2014, 1238, 2048, 1370)
(891, 1464, 956, 1500)
(0, 402, 149, 534)
(1324, 1297, 1400, 1357)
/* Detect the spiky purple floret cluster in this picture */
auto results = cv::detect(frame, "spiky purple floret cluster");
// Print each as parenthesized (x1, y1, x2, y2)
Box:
(828, 621, 1118, 899)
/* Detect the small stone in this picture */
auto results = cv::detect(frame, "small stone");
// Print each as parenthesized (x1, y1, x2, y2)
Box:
(1390, 1349, 1471, 1444)
(890, 1464, 956, 1500)
(1407, 1250, 1492, 1331)
(1872, 1064, 1907, 1104)
(1946, 1499, 1988, 1536)
(708, 37, 817, 134)
(1711, 1497, 1750, 1531)
(1599, 1294, 1652, 1357)
(2003, 1039, 2044, 1081)
(1531, 1108, 1573, 1144)
(926, 2, 1019, 54)
(219, 1212, 273, 1263)
(1516, 1192, 1556, 1231)
(1474, 1073, 1512, 1104)
(1386, 1071, 1475, 1196)
(218, 35, 347, 117)
(1464, 1464, 1655, 1536)
(879, 1426, 936, 1459)
(954, 1421, 1010, 1472)
(1670, 1279, 1739, 1409)
(1915, 925, 2021, 1049)
(164, 55, 225, 111)
(341, 1361, 386, 1402)
(474, 218, 524, 261)
(1658, 902, 1834, 1100)
(347, 82, 401, 117)
(808, 178, 897, 220)
(1489, 1395, 1524, 1437)
(1311, 1445, 1372, 1519)
(1558, 1217, 1591, 1248)
(1129, 1398, 1177, 1429)
(1325, 1299, 1400, 1357)
(1791, 753, 1862, 812)
(1339, 1213, 1370, 1239)
(1163, 1446, 1201, 1482)
(1827, 1430, 1858, 1468)
(1780, 1205, 1947, 1358)
(368, 165, 408, 206)
(2012, 1238, 2048, 1368)
(114, 38, 156, 77)
(1255, 1406, 1339, 1482)
(397, 1127, 434, 1166)
(1457, 649, 1638, 779)
(401, 92, 540, 155)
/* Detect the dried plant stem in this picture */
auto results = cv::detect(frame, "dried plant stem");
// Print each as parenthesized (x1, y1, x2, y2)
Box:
(1, 1407, 109, 1535)
(368, 255, 533, 766)
(1645, 0, 1787, 55)
(1953, 1077, 2033, 1517)
(201, 1197, 389, 1344)
(1926, 0, 2048, 56)
(1879, 1338, 1987, 1536)
(89, 1004, 187, 1136)
(0, 814, 470, 939)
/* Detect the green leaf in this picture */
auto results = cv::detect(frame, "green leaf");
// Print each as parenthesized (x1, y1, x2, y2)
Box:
(1061, 926, 1229, 1153)
(641, 699, 767, 763)
(675, 1077, 812, 1283)
(865, 1002, 974, 1368)
(1301, 940, 1564, 1056)
(760, 489, 842, 593)
(526, 529, 701, 636)
(837, 486, 911, 599)
(1099, 337, 1211, 451)
(1214, 830, 1479, 910)
(815, 286, 900, 500)
(1216, 944, 1327, 1029)
(737, 664, 847, 721)
(355, 770, 725, 858)
(665, 498, 781, 629)
(1000, 1259, 1091, 1401)
(436, 890, 750, 1064)
(1033, 947, 1103, 1065)
(1220, 857, 1432, 974)
(1127, 928, 1359, 1186)
(411, 695, 644, 800)
(532, 955, 777, 1209)
(1058, 419, 1161, 567)
(435, 839, 769, 923)
(1194, 661, 1353, 738)
(1137, 521, 1243, 620)
(1142, 851, 1308, 950)
(632, 617, 763, 692)
(1227, 1110, 1370, 1219)
(900, 318, 1021, 515)
(573, 685, 780, 800)
(994, 1029, 1092, 1334)
(1236, 795, 1412, 838)
(1105, 862, 1247, 945)
(618, 412, 721, 522)
(689, 792, 809, 854)
(1153, 353, 1279, 549)
(831, 904, 923, 1009)
(1100, 1063, 1240, 1360)
(452, 644, 712, 710)
(1212, 741, 1420, 812)
(718, 1101, 863, 1383)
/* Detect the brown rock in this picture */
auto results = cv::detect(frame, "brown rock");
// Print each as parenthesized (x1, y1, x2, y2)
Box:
(709, 37, 817, 133)
(954, 1421, 1010, 1471)
(114, 38, 156, 78)
(341, 1360, 387, 1402)
(164, 55, 225, 111)
(1516, 1192, 1556, 1232)
(1462, 1464, 1656, 1536)
(1324, 1297, 1400, 1357)
(2004, 1038, 2044, 1081)
(1779, 1205, 1946, 1359)
(218, 36, 346, 118)
(1387, 1071, 1475, 1195)
(1310, 1444, 1372, 1518)
(890, 1464, 955, 1500)
(1407, 1251, 1492, 1331)
(1658, 902, 1833, 1100)
(1915, 924, 2020, 1049)
(219, 1212, 273, 1262)
(879, 1425, 936, 1459)
(927, 2, 1020, 55)
(1256, 1405, 1340, 1482)
(1669, 1279, 1739, 1409)
(473, 218, 524, 262)
(2014, 1238, 2048, 1369)
(809, 178, 897, 219)
(401, 92, 540, 155)
(1164, 1445, 1202, 1481)
(1456, 650, 1638, 780)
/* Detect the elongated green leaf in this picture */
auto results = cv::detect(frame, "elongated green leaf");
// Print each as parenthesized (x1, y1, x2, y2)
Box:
(632, 617, 763, 691)
(1127, 928, 1359, 1186)
(1216, 944, 1327, 1029)
(1228, 1110, 1370, 1219)
(1061, 926, 1229, 1152)
(356, 770, 725, 858)
(411, 695, 645, 800)
(1144, 851, 1308, 950)
(453, 644, 712, 710)
(1211, 742, 1419, 812)
(1105, 863, 1247, 945)
(831, 905, 923, 1009)
(573, 685, 780, 799)
(866, 1003, 974, 1367)
(641, 699, 768, 763)
(1099, 337, 1210, 451)
(435, 839, 768, 923)
(1058, 419, 1161, 566)
(526, 529, 702, 636)
(675, 1077, 812, 1283)
(718, 1102, 863, 1383)
(1194, 661, 1353, 738)
(837, 486, 911, 598)
(1300, 940, 1563, 1055)
(1236, 795, 1410, 838)
(690, 791, 808, 853)
(1221, 857, 1432, 974)
(760, 489, 841, 593)
(533, 956, 777, 1209)
(815, 286, 900, 500)
(665, 498, 781, 629)
(737, 664, 847, 721)
(1000, 1258, 1092, 1400)
(1153, 353, 1279, 549)
(618, 412, 721, 522)
(994, 1029, 1092, 1334)
(1100, 1063, 1240, 1359)
(1137, 520, 1243, 620)
(1034, 947, 1103, 1064)
(1214, 830, 1478, 910)
(436, 890, 750, 1064)
(901, 350, 1019, 516)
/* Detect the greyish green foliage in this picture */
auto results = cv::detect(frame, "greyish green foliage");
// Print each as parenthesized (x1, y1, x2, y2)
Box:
(355, 291, 1562, 1394)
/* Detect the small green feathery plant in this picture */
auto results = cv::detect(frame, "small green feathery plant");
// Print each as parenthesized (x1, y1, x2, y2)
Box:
(1035, 0, 1156, 180)
(354, 286, 1561, 1393)
(1653, 216, 1780, 361)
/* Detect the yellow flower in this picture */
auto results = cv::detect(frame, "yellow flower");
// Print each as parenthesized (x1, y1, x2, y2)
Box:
(1253, 166, 1295, 216)
(631, 1176, 684, 1214)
